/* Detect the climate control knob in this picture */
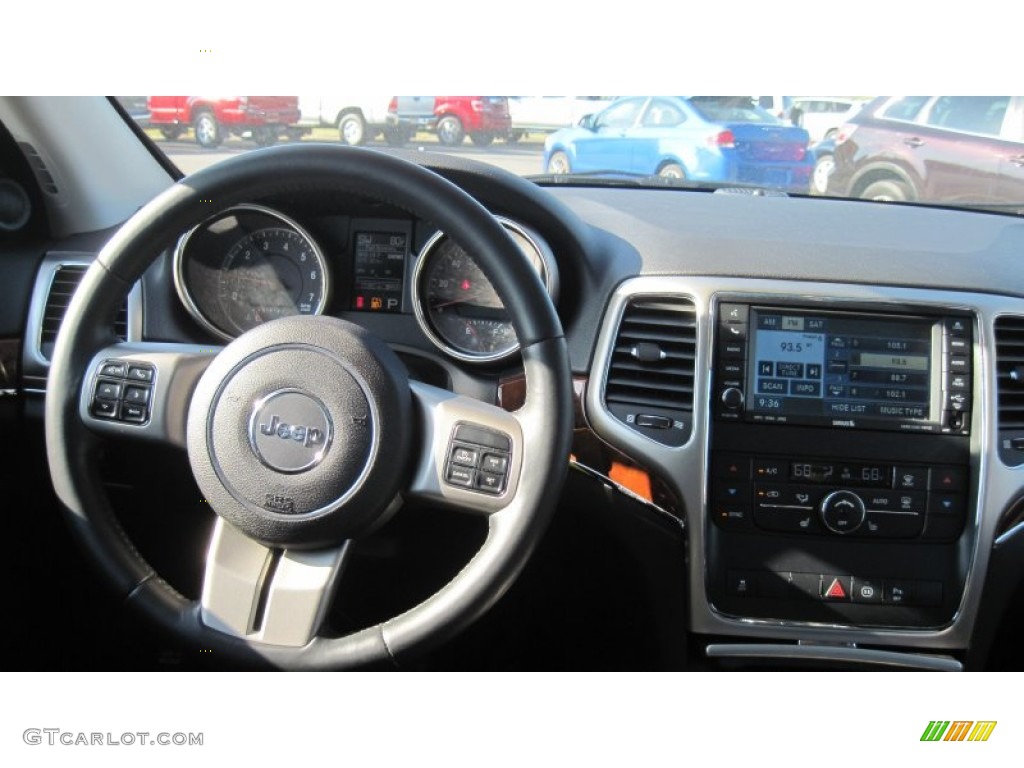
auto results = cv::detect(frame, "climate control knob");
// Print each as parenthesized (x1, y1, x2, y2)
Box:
(819, 490, 866, 534)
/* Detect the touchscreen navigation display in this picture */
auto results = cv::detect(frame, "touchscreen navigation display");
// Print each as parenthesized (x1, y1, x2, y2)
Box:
(746, 309, 937, 425)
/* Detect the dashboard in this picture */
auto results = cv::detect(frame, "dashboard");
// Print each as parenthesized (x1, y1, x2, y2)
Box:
(14, 145, 1024, 671)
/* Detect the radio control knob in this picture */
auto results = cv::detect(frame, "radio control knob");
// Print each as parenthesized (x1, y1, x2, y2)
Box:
(721, 387, 744, 410)
(820, 490, 866, 534)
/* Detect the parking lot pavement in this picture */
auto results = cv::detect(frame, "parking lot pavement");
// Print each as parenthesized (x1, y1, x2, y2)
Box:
(161, 136, 547, 178)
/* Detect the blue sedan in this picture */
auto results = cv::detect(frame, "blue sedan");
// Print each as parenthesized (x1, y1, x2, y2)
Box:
(543, 96, 813, 192)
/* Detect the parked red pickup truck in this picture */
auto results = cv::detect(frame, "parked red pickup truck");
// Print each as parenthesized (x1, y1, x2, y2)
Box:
(147, 96, 302, 148)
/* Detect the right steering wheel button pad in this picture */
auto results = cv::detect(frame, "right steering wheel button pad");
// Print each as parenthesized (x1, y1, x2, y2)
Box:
(445, 423, 512, 495)
(90, 359, 155, 424)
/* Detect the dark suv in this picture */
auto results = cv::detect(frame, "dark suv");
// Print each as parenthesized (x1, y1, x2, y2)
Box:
(827, 96, 1024, 207)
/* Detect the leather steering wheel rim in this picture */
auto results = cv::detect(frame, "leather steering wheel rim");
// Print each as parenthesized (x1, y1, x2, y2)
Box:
(45, 144, 573, 669)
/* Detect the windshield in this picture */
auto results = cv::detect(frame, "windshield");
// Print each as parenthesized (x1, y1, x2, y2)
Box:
(115, 92, 1024, 213)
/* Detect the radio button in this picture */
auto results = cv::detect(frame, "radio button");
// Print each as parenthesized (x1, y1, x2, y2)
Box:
(720, 387, 744, 410)
(719, 360, 744, 378)
(946, 355, 970, 374)
(722, 323, 747, 341)
(945, 317, 969, 337)
(718, 339, 745, 359)
(820, 490, 866, 534)
(720, 304, 748, 324)
(947, 373, 970, 391)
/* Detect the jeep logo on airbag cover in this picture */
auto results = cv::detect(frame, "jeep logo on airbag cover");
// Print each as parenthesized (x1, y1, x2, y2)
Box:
(259, 415, 325, 448)
(249, 389, 333, 473)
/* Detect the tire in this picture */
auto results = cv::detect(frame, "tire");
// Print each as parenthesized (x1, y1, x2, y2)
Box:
(436, 115, 464, 146)
(657, 162, 686, 180)
(338, 112, 367, 146)
(506, 131, 523, 144)
(252, 127, 278, 147)
(160, 126, 183, 141)
(193, 111, 222, 149)
(546, 150, 571, 175)
(860, 179, 911, 202)
(469, 132, 494, 148)
(383, 125, 410, 147)
(812, 154, 835, 195)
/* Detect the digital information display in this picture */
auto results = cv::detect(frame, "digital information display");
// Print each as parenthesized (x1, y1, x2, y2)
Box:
(747, 310, 936, 424)
(352, 231, 407, 312)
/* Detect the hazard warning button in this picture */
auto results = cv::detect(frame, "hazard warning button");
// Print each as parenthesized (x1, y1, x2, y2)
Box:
(820, 575, 851, 601)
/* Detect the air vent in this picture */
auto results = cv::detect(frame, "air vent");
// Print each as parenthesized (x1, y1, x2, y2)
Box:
(39, 264, 127, 359)
(603, 297, 697, 446)
(17, 142, 59, 195)
(995, 316, 1024, 465)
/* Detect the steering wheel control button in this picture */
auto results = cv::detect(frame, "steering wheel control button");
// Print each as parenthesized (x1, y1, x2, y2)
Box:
(249, 390, 334, 474)
(451, 445, 480, 467)
(95, 381, 122, 400)
(481, 453, 508, 474)
(121, 403, 147, 423)
(446, 465, 475, 488)
(123, 385, 150, 405)
(126, 365, 154, 382)
(89, 360, 155, 425)
(476, 471, 505, 494)
(99, 362, 127, 378)
(445, 423, 511, 494)
(820, 490, 866, 534)
(91, 398, 119, 419)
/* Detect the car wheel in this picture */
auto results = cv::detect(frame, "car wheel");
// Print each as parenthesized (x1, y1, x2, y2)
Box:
(546, 150, 571, 175)
(45, 144, 573, 670)
(252, 127, 278, 147)
(657, 163, 686, 180)
(436, 115, 464, 146)
(812, 154, 835, 195)
(470, 132, 494, 148)
(506, 131, 522, 144)
(160, 126, 183, 141)
(193, 111, 223, 149)
(861, 179, 912, 202)
(383, 125, 410, 147)
(338, 112, 367, 146)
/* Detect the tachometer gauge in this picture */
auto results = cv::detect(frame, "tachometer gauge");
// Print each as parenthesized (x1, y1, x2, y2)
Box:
(412, 217, 557, 362)
(174, 206, 330, 340)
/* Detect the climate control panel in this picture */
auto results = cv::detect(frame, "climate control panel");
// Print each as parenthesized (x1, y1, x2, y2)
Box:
(711, 452, 968, 542)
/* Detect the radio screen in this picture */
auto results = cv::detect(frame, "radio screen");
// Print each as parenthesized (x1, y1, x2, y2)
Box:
(747, 310, 934, 424)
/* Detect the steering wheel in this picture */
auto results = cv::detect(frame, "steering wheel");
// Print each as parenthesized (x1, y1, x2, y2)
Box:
(45, 144, 573, 669)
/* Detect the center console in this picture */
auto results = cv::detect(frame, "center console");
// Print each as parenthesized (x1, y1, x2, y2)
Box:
(708, 299, 973, 628)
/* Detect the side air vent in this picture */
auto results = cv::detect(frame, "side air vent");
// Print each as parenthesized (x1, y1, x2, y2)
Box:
(603, 297, 696, 446)
(995, 315, 1024, 465)
(39, 264, 127, 360)
(17, 142, 59, 195)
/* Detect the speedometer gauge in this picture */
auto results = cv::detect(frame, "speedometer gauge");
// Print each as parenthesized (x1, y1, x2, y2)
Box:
(174, 206, 329, 340)
(412, 217, 557, 363)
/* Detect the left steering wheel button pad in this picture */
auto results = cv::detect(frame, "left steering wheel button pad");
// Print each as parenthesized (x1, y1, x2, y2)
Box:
(90, 359, 155, 425)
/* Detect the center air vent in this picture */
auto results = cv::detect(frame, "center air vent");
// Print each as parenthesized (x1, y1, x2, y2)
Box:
(995, 315, 1024, 465)
(603, 297, 697, 447)
(40, 264, 127, 360)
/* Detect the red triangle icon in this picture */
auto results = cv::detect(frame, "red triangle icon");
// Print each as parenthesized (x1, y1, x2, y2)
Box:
(825, 578, 847, 599)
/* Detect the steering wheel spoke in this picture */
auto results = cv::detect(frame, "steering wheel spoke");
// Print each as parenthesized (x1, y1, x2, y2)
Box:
(406, 380, 524, 516)
(79, 342, 219, 448)
(200, 518, 350, 648)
